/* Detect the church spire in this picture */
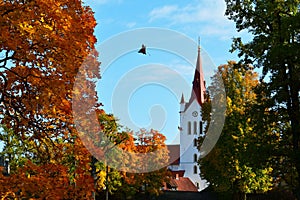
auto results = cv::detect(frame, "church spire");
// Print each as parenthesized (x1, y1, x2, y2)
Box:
(190, 37, 206, 106)
(180, 93, 185, 104)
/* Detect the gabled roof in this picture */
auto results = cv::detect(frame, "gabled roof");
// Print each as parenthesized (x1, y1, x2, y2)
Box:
(167, 145, 180, 165)
(168, 177, 198, 192)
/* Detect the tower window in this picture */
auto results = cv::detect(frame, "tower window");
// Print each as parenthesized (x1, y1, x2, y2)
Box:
(194, 154, 198, 162)
(194, 121, 197, 135)
(194, 165, 198, 174)
(194, 138, 197, 147)
(199, 121, 203, 135)
(188, 121, 191, 135)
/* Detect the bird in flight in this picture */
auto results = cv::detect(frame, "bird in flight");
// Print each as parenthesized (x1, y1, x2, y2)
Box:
(138, 44, 149, 55)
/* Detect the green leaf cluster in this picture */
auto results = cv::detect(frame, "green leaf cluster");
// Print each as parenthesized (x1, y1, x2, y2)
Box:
(225, 1, 300, 197)
(200, 61, 279, 199)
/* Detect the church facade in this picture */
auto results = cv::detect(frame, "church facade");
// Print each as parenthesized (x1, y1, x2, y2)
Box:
(167, 45, 208, 191)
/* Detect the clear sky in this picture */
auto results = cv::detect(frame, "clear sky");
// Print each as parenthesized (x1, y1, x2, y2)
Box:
(82, 0, 250, 144)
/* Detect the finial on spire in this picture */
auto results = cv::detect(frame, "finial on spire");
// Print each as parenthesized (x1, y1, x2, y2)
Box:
(198, 36, 201, 50)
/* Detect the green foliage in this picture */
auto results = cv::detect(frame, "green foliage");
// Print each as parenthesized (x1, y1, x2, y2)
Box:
(90, 110, 127, 196)
(200, 61, 279, 199)
(87, 110, 170, 199)
(225, 1, 300, 196)
(95, 162, 122, 194)
(0, 125, 34, 173)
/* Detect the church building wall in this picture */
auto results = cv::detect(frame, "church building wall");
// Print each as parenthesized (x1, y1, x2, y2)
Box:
(179, 100, 207, 190)
(177, 44, 208, 191)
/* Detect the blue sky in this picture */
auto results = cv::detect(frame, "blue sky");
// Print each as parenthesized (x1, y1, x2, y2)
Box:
(83, 0, 250, 144)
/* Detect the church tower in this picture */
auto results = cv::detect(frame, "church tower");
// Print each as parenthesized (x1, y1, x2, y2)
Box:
(179, 42, 207, 191)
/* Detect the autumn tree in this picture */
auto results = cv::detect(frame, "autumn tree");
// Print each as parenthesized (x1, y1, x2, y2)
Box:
(0, 125, 95, 199)
(199, 61, 280, 200)
(0, 160, 94, 199)
(225, 1, 300, 198)
(0, 125, 35, 173)
(0, 0, 100, 198)
(86, 111, 170, 200)
(115, 129, 170, 199)
(90, 109, 130, 200)
(0, 0, 100, 156)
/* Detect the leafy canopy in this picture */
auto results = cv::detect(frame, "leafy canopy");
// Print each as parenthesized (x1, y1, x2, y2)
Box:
(225, 1, 300, 196)
(199, 61, 279, 198)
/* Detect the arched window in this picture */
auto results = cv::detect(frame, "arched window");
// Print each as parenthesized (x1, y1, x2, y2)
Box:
(199, 121, 203, 135)
(194, 154, 198, 162)
(194, 138, 197, 147)
(194, 121, 197, 134)
(194, 165, 198, 174)
(188, 121, 191, 135)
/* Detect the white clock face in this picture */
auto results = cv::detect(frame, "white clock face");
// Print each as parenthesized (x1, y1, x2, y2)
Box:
(192, 111, 198, 117)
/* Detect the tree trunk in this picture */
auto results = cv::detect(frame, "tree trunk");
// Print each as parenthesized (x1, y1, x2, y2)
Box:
(232, 181, 247, 200)
(233, 191, 246, 200)
(106, 164, 109, 200)
(91, 156, 97, 200)
(287, 64, 300, 200)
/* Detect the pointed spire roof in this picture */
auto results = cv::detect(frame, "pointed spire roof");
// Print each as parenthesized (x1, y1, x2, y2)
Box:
(190, 39, 206, 106)
(180, 93, 185, 104)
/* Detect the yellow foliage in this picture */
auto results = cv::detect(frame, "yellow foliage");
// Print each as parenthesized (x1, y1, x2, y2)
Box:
(96, 171, 107, 190)
(232, 135, 239, 140)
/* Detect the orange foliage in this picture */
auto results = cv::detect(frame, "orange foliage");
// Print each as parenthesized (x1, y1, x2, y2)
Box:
(0, 0, 99, 198)
(116, 129, 170, 197)
(0, 0, 100, 140)
(0, 160, 94, 199)
(0, 136, 95, 199)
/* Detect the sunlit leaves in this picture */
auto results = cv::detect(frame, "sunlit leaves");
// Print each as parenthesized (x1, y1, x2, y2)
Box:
(0, 0, 100, 141)
(89, 111, 170, 198)
(0, 160, 94, 199)
(0, 0, 99, 198)
(225, 1, 300, 196)
(199, 61, 278, 198)
(118, 129, 170, 198)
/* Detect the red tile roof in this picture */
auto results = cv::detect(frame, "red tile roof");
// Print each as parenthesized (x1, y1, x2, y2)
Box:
(166, 177, 198, 192)
(175, 177, 198, 192)
(167, 145, 180, 165)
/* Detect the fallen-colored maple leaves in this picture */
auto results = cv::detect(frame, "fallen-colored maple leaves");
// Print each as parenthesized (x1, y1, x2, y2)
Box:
(0, 160, 94, 199)
(0, 0, 100, 198)
(0, 0, 100, 141)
